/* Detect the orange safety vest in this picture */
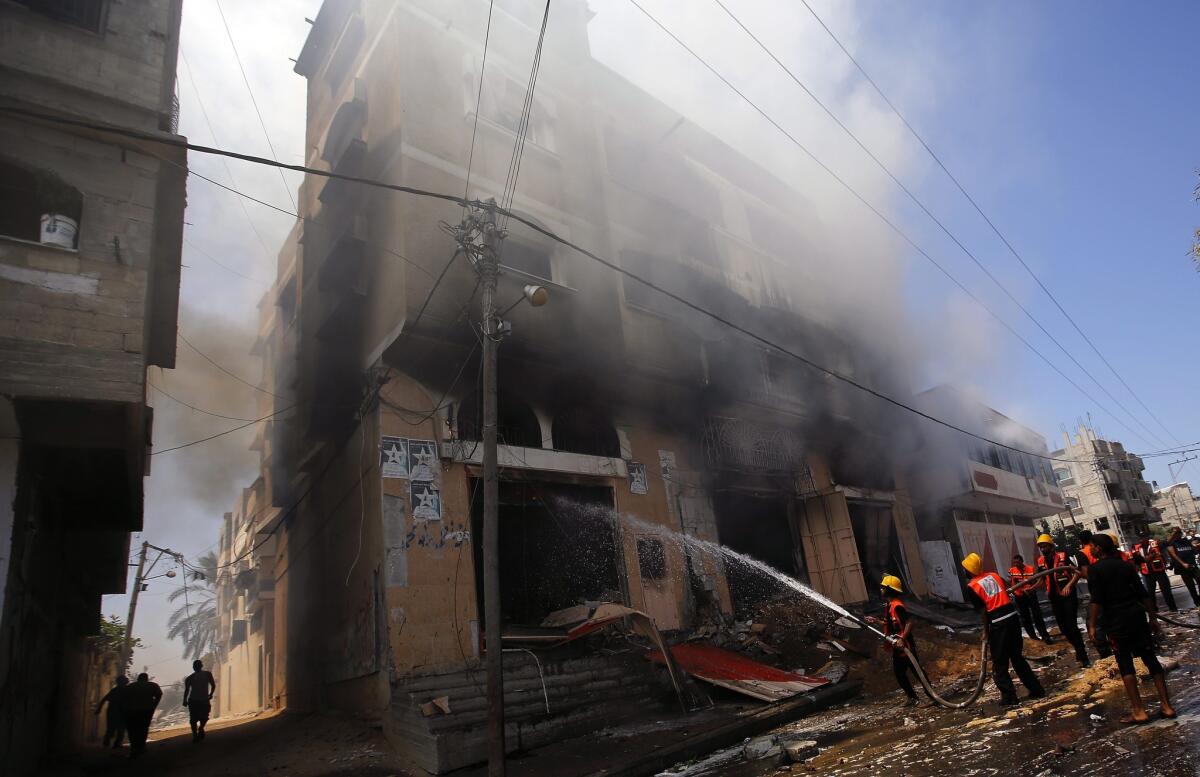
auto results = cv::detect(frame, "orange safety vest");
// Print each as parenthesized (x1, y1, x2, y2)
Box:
(1036, 551, 1075, 593)
(968, 572, 1016, 621)
(1134, 541, 1166, 575)
(883, 599, 911, 652)
(1122, 550, 1135, 564)
(1081, 545, 1099, 565)
(1008, 564, 1035, 596)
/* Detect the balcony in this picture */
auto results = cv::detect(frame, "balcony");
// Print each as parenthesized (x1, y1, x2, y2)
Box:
(247, 576, 276, 614)
(944, 460, 1064, 518)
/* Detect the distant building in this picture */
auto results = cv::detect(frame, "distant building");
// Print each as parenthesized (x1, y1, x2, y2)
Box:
(1153, 482, 1200, 534)
(909, 386, 1064, 602)
(1048, 427, 1159, 548)
(0, 0, 186, 771)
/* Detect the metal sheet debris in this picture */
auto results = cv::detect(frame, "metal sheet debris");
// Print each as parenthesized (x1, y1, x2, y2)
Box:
(647, 643, 830, 702)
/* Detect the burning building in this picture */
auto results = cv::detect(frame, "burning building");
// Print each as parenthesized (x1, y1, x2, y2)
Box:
(0, 0, 186, 770)
(216, 0, 959, 770)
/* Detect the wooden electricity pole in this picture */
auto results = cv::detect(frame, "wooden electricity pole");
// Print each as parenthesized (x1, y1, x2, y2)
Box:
(121, 540, 149, 670)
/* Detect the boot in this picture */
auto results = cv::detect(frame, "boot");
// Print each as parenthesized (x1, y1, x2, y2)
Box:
(999, 693, 1020, 707)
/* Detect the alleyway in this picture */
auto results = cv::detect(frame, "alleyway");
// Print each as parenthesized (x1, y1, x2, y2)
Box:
(38, 712, 414, 777)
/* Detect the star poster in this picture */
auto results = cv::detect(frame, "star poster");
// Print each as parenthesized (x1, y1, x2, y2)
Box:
(628, 462, 648, 495)
(408, 439, 438, 481)
(379, 436, 409, 479)
(411, 481, 442, 522)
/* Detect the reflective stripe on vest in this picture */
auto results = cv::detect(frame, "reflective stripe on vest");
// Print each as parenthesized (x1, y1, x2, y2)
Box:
(1135, 542, 1166, 574)
(1036, 551, 1073, 592)
(969, 572, 1014, 615)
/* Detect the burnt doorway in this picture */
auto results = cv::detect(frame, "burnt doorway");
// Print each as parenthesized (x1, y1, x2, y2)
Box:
(471, 480, 622, 626)
(713, 491, 798, 612)
(847, 501, 902, 599)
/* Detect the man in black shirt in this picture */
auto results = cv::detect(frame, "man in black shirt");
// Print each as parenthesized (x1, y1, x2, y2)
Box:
(183, 659, 217, 742)
(1165, 526, 1200, 607)
(123, 672, 163, 756)
(1086, 533, 1176, 724)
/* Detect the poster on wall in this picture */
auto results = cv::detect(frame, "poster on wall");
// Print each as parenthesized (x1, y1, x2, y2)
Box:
(411, 481, 442, 522)
(919, 540, 963, 603)
(408, 439, 438, 481)
(628, 462, 648, 495)
(379, 436, 409, 479)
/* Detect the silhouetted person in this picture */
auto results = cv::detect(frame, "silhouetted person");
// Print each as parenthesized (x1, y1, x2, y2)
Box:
(183, 659, 217, 742)
(123, 672, 162, 757)
(95, 675, 128, 748)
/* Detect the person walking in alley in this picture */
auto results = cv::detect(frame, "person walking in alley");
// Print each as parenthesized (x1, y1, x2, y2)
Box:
(1086, 533, 1177, 724)
(94, 674, 128, 748)
(1133, 529, 1179, 613)
(962, 553, 1046, 706)
(866, 575, 924, 707)
(183, 659, 217, 742)
(1035, 534, 1091, 667)
(1008, 554, 1052, 642)
(123, 672, 162, 757)
(1164, 526, 1200, 608)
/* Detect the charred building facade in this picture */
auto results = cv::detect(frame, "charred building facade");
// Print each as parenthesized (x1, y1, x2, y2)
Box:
(226, 0, 935, 771)
(0, 0, 186, 771)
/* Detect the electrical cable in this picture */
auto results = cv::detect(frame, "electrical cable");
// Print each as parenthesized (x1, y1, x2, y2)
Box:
(794, 0, 1179, 446)
(183, 236, 270, 287)
(463, 0, 496, 204)
(710, 0, 1168, 450)
(498, 0, 551, 228)
(150, 403, 296, 456)
(178, 331, 292, 401)
(3, 104, 1174, 465)
(624, 0, 1158, 450)
(212, 0, 297, 212)
(148, 376, 260, 422)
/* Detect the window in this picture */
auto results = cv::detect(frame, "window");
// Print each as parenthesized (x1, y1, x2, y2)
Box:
(1096, 516, 1110, 530)
(1053, 468, 1075, 486)
(1065, 496, 1080, 510)
(15, 0, 104, 32)
(463, 59, 557, 152)
(765, 352, 804, 400)
(499, 239, 553, 281)
(1106, 483, 1122, 501)
(0, 158, 82, 246)
(637, 537, 667, 581)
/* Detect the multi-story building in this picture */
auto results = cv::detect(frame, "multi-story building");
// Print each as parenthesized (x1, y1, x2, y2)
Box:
(0, 1, 186, 771)
(1048, 426, 1159, 547)
(1153, 482, 1200, 534)
(222, 0, 936, 771)
(908, 386, 1064, 601)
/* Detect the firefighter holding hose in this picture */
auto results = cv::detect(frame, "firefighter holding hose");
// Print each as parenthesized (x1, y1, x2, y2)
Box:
(1008, 554, 1052, 643)
(1035, 533, 1092, 667)
(866, 575, 923, 707)
(962, 552, 1046, 706)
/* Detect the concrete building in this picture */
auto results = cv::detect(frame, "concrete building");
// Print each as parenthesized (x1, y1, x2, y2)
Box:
(216, 0, 935, 771)
(1048, 426, 1159, 548)
(0, 1, 185, 771)
(1153, 482, 1200, 534)
(908, 386, 1065, 601)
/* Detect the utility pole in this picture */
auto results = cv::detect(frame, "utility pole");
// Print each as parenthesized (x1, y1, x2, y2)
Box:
(477, 199, 506, 776)
(121, 540, 149, 670)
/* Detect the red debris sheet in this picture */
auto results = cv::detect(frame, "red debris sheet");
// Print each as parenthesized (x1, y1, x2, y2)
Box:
(647, 643, 830, 703)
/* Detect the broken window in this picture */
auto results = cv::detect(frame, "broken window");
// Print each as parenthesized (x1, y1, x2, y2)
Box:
(637, 536, 666, 581)
(470, 481, 622, 626)
(456, 391, 542, 449)
(551, 405, 620, 458)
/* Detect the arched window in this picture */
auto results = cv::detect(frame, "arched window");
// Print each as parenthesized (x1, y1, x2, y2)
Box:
(551, 406, 620, 458)
(0, 158, 82, 246)
(457, 391, 542, 449)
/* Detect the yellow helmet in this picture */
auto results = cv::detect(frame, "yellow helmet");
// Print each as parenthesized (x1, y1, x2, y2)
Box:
(961, 552, 982, 576)
(880, 575, 903, 593)
(1036, 533, 1054, 546)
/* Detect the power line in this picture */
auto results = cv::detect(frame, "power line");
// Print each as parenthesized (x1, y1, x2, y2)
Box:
(794, 0, 1179, 447)
(151, 403, 295, 456)
(149, 375, 260, 422)
(0, 104, 1155, 465)
(180, 53, 278, 268)
(622, 0, 1158, 450)
(710, 0, 1169, 450)
(463, 0, 496, 203)
(177, 331, 290, 401)
(499, 0, 551, 228)
(212, 0, 298, 212)
(183, 237, 270, 287)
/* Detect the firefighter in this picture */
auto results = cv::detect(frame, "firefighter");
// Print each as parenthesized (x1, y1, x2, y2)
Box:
(1133, 529, 1178, 613)
(1035, 534, 1091, 667)
(962, 553, 1046, 706)
(1008, 554, 1052, 642)
(1086, 533, 1176, 723)
(866, 574, 923, 706)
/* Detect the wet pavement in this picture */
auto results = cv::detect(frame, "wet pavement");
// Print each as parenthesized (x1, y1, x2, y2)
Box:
(682, 616, 1200, 777)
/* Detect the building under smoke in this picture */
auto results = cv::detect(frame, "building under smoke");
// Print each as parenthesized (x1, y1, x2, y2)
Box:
(208, 0, 1072, 771)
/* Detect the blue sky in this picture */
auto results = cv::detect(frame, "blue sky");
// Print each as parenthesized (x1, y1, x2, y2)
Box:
(107, 0, 1200, 673)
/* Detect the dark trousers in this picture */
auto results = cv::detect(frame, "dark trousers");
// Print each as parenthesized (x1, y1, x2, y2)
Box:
(125, 710, 153, 753)
(1174, 566, 1200, 606)
(1049, 593, 1090, 664)
(989, 615, 1043, 699)
(102, 715, 125, 748)
(1015, 595, 1049, 640)
(892, 646, 920, 699)
(1144, 571, 1178, 612)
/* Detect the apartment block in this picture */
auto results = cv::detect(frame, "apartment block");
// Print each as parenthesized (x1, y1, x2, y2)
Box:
(1153, 482, 1200, 534)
